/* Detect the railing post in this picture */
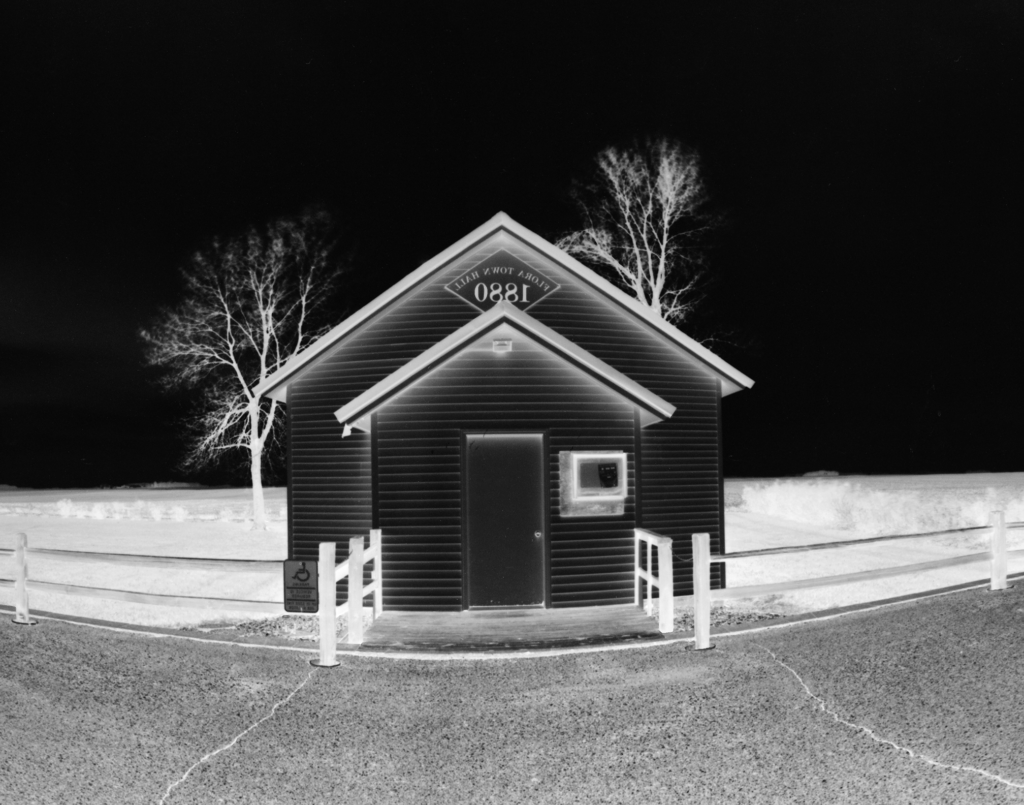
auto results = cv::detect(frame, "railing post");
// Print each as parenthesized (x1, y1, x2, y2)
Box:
(690, 533, 714, 651)
(990, 511, 1007, 591)
(12, 533, 37, 626)
(347, 536, 364, 645)
(634, 531, 642, 608)
(646, 539, 653, 615)
(657, 539, 674, 633)
(370, 528, 383, 618)
(312, 542, 339, 668)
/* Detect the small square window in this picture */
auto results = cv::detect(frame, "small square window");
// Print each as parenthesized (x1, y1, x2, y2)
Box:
(572, 452, 626, 501)
(558, 450, 627, 517)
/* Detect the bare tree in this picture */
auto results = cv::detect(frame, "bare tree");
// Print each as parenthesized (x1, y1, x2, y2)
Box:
(141, 209, 344, 529)
(557, 138, 714, 326)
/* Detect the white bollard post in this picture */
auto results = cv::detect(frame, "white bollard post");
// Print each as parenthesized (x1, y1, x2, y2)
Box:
(690, 533, 714, 651)
(312, 542, 339, 668)
(12, 533, 37, 626)
(370, 528, 383, 618)
(657, 539, 674, 633)
(990, 511, 1007, 592)
(347, 536, 364, 645)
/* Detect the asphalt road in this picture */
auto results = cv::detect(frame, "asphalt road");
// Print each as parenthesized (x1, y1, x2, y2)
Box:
(2, 585, 1023, 804)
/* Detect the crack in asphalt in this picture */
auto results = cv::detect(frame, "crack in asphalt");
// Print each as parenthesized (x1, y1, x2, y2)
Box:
(158, 666, 319, 804)
(757, 644, 1024, 791)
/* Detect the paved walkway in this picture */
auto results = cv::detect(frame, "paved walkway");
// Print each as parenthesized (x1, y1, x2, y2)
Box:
(355, 604, 664, 651)
(3, 583, 1023, 804)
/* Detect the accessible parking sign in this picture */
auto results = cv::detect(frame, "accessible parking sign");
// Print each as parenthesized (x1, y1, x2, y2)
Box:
(283, 560, 318, 613)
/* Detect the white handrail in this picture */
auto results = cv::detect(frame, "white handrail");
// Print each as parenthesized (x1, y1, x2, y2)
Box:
(314, 529, 383, 667)
(634, 529, 674, 633)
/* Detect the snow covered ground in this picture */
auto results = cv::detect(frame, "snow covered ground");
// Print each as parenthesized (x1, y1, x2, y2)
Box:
(1, 475, 1022, 628)
(0, 487, 288, 628)
(728, 472, 1024, 535)
(721, 472, 1024, 616)
(0, 485, 288, 524)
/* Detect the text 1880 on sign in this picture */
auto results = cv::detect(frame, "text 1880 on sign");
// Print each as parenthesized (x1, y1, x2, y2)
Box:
(445, 253, 559, 312)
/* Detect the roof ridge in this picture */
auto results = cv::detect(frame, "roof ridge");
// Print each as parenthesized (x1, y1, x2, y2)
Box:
(254, 213, 753, 401)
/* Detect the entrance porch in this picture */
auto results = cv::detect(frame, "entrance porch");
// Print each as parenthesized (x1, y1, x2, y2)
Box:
(343, 604, 665, 652)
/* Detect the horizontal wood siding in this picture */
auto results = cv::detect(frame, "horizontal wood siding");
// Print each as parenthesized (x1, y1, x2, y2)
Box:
(288, 382, 372, 605)
(505, 238, 725, 593)
(376, 337, 637, 610)
(641, 415, 725, 595)
(284, 241, 497, 584)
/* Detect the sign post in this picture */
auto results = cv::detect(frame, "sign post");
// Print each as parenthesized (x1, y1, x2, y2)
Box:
(283, 559, 319, 613)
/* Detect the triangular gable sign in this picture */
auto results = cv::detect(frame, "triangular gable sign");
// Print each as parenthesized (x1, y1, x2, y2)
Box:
(444, 248, 560, 312)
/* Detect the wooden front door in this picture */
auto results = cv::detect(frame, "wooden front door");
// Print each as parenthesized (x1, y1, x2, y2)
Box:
(464, 432, 546, 608)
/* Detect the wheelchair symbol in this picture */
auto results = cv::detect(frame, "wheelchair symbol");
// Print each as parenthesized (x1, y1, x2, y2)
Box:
(292, 563, 311, 583)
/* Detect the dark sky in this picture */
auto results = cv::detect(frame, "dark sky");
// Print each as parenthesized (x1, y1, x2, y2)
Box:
(2, 2, 1021, 488)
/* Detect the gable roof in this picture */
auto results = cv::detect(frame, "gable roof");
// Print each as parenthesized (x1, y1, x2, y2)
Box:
(254, 212, 753, 401)
(335, 302, 676, 432)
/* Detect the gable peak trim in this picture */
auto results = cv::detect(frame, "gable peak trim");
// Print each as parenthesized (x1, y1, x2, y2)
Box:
(254, 212, 753, 401)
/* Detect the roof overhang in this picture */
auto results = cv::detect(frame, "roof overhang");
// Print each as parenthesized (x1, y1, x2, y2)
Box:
(334, 302, 676, 433)
(254, 212, 754, 402)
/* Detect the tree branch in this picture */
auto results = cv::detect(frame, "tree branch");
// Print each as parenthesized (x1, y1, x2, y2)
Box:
(140, 208, 346, 481)
(558, 138, 713, 326)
